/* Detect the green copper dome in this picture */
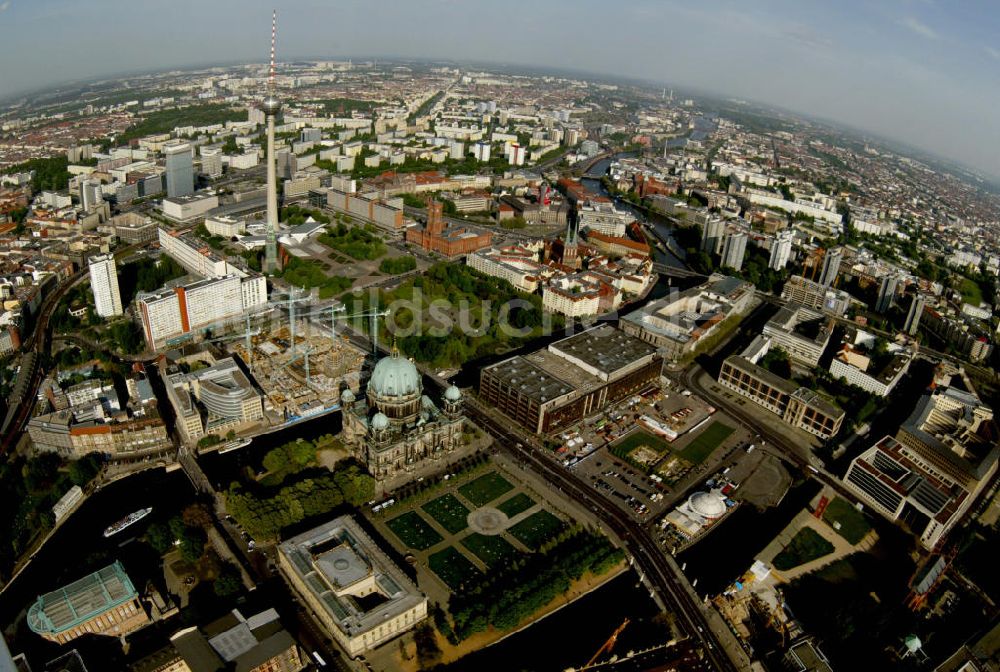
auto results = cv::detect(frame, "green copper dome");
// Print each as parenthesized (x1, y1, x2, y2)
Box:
(370, 352, 421, 399)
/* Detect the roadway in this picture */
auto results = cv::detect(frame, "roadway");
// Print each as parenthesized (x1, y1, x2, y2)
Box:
(462, 395, 749, 672)
(332, 322, 747, 670)
(1, 241, 145, 454)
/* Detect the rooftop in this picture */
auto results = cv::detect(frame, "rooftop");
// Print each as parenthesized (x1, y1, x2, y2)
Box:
(278, 516, 425, 639)
(27, 561, 137, 635)
(548, 324, 657, 381)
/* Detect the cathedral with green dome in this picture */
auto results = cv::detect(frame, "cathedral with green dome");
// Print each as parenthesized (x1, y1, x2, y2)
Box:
(341, 348, 466, 486)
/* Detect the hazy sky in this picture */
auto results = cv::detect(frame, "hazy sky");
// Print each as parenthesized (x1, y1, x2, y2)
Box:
(2, 0, 999, 178)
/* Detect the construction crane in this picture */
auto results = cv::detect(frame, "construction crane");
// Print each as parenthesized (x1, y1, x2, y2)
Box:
(584, 619, 629, 669)
(300, 301, 389, 354)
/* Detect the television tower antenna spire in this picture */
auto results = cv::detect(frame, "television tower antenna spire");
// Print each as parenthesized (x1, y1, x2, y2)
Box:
(262, 9, 282, 275)
(269, 10, 277, 90)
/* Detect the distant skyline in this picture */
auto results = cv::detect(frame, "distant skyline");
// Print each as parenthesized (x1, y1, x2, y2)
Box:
(1, 0, 998, 179)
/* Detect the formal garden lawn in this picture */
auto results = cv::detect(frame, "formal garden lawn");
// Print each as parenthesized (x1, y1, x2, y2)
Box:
(458, 471, 514, 507)
(385, 511, 442, 551)
(677, 421, 734, 465)
(822, 497, 872, 545)
(773, 527, 835, 571)
(508, 510, 565, 550)
(422, 493, 471, 535)
(461, 532, 519, 567)
(428, 546, 481, 591)
(496, 492, 535, 518)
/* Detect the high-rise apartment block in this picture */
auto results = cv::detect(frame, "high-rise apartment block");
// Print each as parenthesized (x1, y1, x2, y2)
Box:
(819, 247, 842, 287)
(769, 231, 793, 270)
(721, 232, 747, 271)
(875, 274, 899, 314)
(137, 275, 266, 350)
(164, 141, 194, 198)
(88, 253, 123, 317)
(905, 294, 926, 335)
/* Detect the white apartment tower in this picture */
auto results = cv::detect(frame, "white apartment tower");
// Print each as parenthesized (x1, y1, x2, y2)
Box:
(769, 231, 793, 271)
(88, 254, 123, 317)
(721, 232, 748, 271)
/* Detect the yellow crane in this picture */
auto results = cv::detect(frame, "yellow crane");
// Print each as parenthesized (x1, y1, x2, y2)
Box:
(585, 619, 630, 669)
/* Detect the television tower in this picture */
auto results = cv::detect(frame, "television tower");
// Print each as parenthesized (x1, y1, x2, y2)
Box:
(262, 10, 281, 274)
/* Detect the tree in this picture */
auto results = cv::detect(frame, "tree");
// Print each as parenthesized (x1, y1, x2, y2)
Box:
(213, 563, 243, 597)
(146, 522, 174, 555)
(68, 455, 101, 487)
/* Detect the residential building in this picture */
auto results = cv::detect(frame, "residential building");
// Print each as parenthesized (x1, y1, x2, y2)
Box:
(843, 386, 999, 549)
(769, 231, 793, 271)
(88, 253, 123, 317)
(480, 325, 662, 434)
(164, 141, 194, 198)
(904, 294, 926, 336)
(27, 562, 149, 644)
(781, 275, 853, 315)
(277, 516, 428, 658)
(818, 247, 842, 287)
(701, 217, 725, 253)
(720, 232, 747, 271)
(761, 304, 834, 367)
(137, 274, 266, 350)
(204, 215, 245, 238)
(717, 336, 844, 440)
(875, 274, 899, 313)
(200, 147, 223, 178)
(620, 274, 754, 361)
(157, 228, 245, 278)
(828, 328, 913, 396)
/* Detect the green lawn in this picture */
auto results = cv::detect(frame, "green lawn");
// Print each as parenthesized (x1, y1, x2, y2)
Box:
(612, 430, 670, 456)
(678, 422, 735, 465)
(497, 493, 536, 518)
(773, 527, 835, 571)
(508, 510, 565, 550)
(422, 493, 471, 535)
(959, 277, 983, 305)
(461, 533, 519, 567)
(428, 546, 481, 591)
(385, 511, 443, 551)
(458, 471, 514, 507)
(822, 497, 872, 545)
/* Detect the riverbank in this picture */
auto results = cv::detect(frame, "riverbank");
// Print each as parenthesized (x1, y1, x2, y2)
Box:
(384, 560, 628, 672)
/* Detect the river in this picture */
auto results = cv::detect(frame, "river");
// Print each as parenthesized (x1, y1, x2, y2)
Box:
(438, 570, 669, 672)
(0, 467, 198, 664)
(580, 155, 689, 271)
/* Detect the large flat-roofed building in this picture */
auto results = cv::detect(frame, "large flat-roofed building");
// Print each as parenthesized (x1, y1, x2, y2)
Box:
(162, 193, 219, 222)
(718, 336, 844, 440)
(479, 325, 662, 434)
(762, 304, 833, 368)
(165, 356, 264, 444)
(27, 561, 149, 644)
(781, 275, 852, 316)
(844, 386, 999, 549)
(277, 516, 427, 658)
(158, 228, 245, 279)
(466, 245, 547, 293)
(620, 273, 754, 361)
(828, 328, 913, 397)
(137, 274, 266, 350)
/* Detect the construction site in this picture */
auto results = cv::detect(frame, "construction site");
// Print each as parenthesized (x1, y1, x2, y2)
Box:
(211, 290, 381, 425)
